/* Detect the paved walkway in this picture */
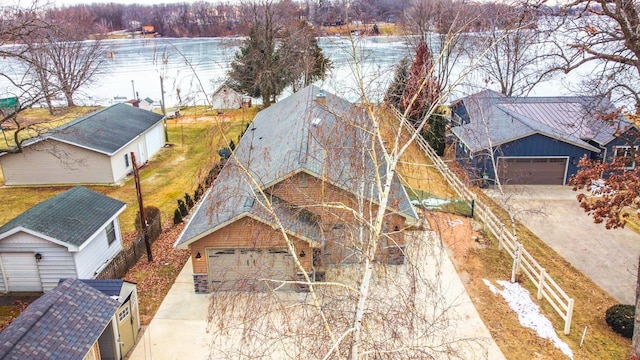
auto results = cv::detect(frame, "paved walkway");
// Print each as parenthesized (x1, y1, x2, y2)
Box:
(485, 185, 640, 304)
(128, 234, 505, 360)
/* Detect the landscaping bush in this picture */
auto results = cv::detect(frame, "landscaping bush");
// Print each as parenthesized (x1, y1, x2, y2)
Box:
(135, 206, 162, 242)
(605, 304, 635, 338)
(194, 184, 204, 202)
(184, 193, 194, 209)
(177, 199, 188, 217)
(173, 208, 183, 224)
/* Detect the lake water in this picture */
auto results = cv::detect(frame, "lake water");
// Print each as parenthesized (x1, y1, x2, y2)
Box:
(0, 35, 588, 108)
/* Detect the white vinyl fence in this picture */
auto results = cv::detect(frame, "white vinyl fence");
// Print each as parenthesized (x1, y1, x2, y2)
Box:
(405, 123, 574, 334)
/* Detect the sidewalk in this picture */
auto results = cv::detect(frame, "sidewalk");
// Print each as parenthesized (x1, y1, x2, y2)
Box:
(128, 258, 210, 360)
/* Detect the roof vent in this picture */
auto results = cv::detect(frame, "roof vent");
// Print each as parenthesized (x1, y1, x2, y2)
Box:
(316, 91, 326, 105)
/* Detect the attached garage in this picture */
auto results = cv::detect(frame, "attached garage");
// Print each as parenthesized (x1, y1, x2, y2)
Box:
(206, 248, 295, 291)
(0, 252, 43, 292)
(497, 157, 568, 185)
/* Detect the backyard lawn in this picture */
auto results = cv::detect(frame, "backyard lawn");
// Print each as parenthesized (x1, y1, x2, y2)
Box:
(0, 109, 253, 234)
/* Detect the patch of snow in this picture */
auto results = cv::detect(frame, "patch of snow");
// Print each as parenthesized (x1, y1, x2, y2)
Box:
(483, 279, 573, 359)
(589, 179, 615, 197)
(422, 198, 451, 207)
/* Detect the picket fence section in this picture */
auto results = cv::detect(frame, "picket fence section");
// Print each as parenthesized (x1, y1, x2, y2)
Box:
(405, 123, 574, 334)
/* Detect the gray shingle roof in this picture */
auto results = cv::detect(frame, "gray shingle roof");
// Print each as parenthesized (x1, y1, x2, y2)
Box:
(49, 103, 164, 155)
(451, 91, 632, 153)
(0, 186, 125, 249)
(0, 279, 120, 360)
(175, 85, 417, 248)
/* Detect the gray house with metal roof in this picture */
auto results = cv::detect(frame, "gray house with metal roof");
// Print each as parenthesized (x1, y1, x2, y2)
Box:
(0, 186, 126, 292)
(450, 90, 638, 185)
(175, 86, 417, 293)
(0, 278, 136, 360)
(0, 103, 165, 186)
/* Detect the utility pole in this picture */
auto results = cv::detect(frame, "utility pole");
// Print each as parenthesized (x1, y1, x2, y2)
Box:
(131, 152, 153, 262)
(160, 76, 169, 142)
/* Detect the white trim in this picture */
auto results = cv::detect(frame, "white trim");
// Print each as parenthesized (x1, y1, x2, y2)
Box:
(496, 156, 570, 185)
(613, 145, 638, 169)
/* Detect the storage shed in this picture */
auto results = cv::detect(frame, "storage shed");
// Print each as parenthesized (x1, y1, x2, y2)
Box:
(0, 103, 165, 186)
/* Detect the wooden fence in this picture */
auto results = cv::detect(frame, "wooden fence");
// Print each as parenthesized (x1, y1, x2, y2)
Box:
(96, 217, 161, 280)
(405, 123, 574, 334)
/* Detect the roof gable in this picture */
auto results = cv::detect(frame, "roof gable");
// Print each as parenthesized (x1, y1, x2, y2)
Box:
(0, 186, 126, 248)
(48, 103, 164, 155)
(0, 279, 120, 359)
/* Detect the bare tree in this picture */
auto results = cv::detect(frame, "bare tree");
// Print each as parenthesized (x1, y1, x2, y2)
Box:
(545, 0, 640, 113)
(473, 3, 553, 96)
(187, 5, 503, 359)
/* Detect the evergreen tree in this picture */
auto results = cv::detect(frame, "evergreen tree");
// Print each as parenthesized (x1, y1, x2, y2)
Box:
(385, 57, 410, 109)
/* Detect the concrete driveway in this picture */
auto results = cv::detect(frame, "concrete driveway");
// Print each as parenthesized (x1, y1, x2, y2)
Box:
(127, 234, 505, 360)
(485, 185, 640, 304)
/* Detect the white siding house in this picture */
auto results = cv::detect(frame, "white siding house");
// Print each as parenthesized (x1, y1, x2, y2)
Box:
(211, 84, 243, 110)
(0, 186, 126, 292)
(0, 103, 165, 186)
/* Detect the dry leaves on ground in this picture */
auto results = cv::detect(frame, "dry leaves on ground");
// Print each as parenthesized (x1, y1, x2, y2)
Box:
(123, 221, 189, 325)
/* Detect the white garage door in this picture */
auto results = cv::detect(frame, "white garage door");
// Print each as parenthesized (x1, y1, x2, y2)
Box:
(1, 253, 43, 292)
(145, 124, 164, 158)
(207, 249, 295, 291)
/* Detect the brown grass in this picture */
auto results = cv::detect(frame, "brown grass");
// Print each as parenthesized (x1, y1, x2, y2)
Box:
(456, 190, 631, 359)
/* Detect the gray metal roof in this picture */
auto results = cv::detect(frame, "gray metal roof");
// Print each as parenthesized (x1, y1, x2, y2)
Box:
(176, 85, 418, 248)
(0, 279, 120, 360)
(49, 103, 164, 155)
(451, 91, 632, 153)
(0, 186, 125, 249)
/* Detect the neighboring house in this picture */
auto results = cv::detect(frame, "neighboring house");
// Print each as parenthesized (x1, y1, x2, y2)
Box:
(175, 85, 417, 293)
(0, 103, 165, 186)
(0, 186, 126, 292)
(450, 90, 639, 185)
(211, 84, 243, 110)
(0, 278, 139, 360)
(139, 97, 154, 111)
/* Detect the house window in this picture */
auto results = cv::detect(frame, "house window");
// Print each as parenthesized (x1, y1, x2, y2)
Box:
(124, 153, 130, 167)
(614, 146, 638, 169)
(106, 221, 117, 245)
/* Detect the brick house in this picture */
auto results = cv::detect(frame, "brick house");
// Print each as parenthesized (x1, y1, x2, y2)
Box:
(175, 86, 417, 293)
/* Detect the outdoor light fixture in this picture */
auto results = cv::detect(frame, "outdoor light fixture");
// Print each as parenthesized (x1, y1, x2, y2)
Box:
(34, 253, 42, 262)
(195, 252, 202, 260)
(299, 250, 306, 258)
(571, 157, 578, 165)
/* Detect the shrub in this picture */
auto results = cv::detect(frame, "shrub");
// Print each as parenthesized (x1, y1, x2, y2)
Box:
(194, 184, 204, 202)
(135, 206, 162, 242)
(177, 199, 188, 217)
(185, 193, 194, 209)
(173, 208, 183, 224)
(605, 304, 635, 338)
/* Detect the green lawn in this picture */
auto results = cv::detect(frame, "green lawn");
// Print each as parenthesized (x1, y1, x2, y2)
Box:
(0, 115, 249, 234)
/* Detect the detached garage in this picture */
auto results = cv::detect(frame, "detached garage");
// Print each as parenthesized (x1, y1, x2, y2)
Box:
(0, 103, 165, 186)
(0, 186, 126, 292)
(497, 157, 568, 185)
